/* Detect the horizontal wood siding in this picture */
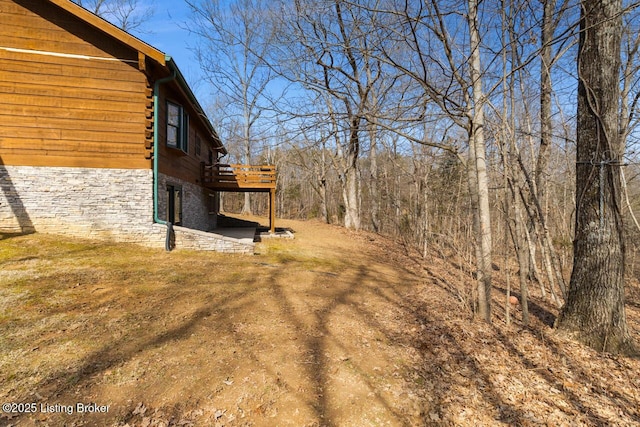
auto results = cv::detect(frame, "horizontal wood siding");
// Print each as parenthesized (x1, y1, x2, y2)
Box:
(3, 0, 139, 61)
(0, 0, 151, 169)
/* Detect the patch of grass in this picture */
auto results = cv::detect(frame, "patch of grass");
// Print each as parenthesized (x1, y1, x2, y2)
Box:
(263, 240, 299, 263)
(262, 239, 344, 273)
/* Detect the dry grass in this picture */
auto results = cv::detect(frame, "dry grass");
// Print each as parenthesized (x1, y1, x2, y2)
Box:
(0, 217, 639, 426)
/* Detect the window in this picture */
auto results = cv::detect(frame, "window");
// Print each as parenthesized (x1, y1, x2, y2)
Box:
(166, 184, 182, 226)
(166, 101, 189, 153)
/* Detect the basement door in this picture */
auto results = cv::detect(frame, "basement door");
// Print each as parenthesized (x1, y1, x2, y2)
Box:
(166, 184, 182, 226)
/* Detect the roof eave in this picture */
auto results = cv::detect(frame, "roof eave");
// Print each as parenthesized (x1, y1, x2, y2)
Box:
(46, 0, 166, 66)
(166, 57, 227, 155)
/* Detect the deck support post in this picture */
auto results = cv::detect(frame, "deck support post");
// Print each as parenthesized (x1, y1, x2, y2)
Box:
(269, 188, 276, 234)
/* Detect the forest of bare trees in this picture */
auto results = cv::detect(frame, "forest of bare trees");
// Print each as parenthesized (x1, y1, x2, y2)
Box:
(178, 0, 640, 353)
(87, 0, 640, 354)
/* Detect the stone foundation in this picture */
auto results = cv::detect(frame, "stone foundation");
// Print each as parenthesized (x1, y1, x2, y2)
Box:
(162, 224, 255, 254)
(0, 165, 251, 253)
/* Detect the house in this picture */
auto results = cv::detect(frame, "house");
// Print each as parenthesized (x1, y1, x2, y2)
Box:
(0, 0, 276, 253)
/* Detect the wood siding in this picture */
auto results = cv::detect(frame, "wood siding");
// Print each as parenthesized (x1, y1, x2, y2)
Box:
(0, 0, 152, 169)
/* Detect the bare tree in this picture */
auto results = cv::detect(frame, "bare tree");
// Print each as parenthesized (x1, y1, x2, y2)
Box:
(555, 0, 636, 355)
(74, 0, 154, 33)
(187, 0, 278, 215)
(271, 0, 394, 230)
(467, 0, 493, 322)
(619, 4, 640, 145)
(619, 6, 640, 235)
(536, 0, 573, 203)
(532, 0, 574, 303)
(364, 0, 494, 320)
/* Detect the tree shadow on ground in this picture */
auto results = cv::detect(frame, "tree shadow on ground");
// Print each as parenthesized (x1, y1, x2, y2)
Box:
(263, 262, 415, 425)
(3, 268, 258, 425)
(2, 232, 639, 426)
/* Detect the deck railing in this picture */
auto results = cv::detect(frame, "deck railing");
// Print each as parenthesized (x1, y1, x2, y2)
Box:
(201, 163, 276, 191)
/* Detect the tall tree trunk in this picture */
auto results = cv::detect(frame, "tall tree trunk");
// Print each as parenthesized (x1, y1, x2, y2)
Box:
(511, 182, 530, 325)
(320, 179, 329, 223)
(555, 0, 635, 355)
(342, 117, 361, 231)
(503, 0, 529, 325)
(320, 143, 329, 223)
(534, 0, 569, 302)
(369, 124, 380, 232)
(537, 0, 555, 211)
(342, 164, 361, 230)
(468, 0, 492, 322)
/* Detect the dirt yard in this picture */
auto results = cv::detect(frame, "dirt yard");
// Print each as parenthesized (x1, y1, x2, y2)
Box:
(1, 216, 639, 426)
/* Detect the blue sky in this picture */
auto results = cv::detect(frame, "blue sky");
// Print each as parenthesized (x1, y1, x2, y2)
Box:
(134, 0, 209, 102)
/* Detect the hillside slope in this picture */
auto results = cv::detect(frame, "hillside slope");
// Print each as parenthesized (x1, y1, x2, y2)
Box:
(0, 217, 638, 426)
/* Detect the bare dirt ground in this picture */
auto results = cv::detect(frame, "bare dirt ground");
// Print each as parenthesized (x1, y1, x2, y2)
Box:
(1, 216, 639, 426)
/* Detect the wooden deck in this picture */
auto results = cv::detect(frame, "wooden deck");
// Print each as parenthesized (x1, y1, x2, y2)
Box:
(201, 163, 277, 233)
(201, 163, 275, 192)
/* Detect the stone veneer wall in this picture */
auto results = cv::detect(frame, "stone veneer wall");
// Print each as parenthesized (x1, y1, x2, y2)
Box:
(160, 224, 255, 254)
(0, 165, 253, 253)
(157, 173, 217, 231)
(0, 165, 163, 242)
